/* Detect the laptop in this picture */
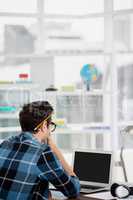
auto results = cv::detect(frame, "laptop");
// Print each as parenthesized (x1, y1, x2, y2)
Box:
(72, 150, 113, 194)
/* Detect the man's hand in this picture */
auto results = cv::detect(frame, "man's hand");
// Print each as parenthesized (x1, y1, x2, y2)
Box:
(47, 137, 56, 149)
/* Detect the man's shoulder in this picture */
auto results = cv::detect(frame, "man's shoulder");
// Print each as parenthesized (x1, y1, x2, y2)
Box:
(1, 133, 22, 143)
(0, 133, 50, 155)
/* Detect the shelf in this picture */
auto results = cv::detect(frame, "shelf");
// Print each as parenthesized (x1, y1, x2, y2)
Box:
(45, 49, 109, 56)
(47, 90, 110, 96)
(1, 122, 133, 134)
(82, 90, 110, 95)
(0, 112, 19, 119)
(0, 127, 21, 133)
(114, 8, 133, 16)
(0, 8, 133, 19)
(0, 123, 111, 134)
(56, 129, 110, 134)
(0, 12, 37, 18)
(114, 50, 133, 54)
(67, 123, 110, 129)
(0, 83, 39, 90)
(3, 48, 133, 57)
(1, 49, 133, 57)
(0, 49, 111, 57)
(118, 121, 133, 127)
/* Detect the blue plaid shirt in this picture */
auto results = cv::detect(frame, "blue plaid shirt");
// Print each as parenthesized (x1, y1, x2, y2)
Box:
(0, 132, 80, 199)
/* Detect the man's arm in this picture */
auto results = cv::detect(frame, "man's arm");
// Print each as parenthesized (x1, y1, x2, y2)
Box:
(48, 137, 76, 176)
(37, 143, 80, 198)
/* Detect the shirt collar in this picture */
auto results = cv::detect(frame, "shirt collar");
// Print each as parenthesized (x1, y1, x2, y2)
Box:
(20, 132, 46, 147)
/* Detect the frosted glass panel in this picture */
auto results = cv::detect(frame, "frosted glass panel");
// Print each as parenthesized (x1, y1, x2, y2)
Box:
(45, 18, 104, 51)
(114, 0, 133, 10)
(0, 119, 19, 128)
(0, 0, 37, 13)
(0, 17, 37, 54)
(56, 95, 83, 123)
(114, 15, 133, 51)
(54, 55, 104, 89)
(56, 94, 103, 123)
(0, 64, 30, 81)
(0, 90, 30, 107)
(84, 95, 103, 123)
(55, 133, 104, 151)
(45, 0, 104, 14)
(117, 54, 133, 121)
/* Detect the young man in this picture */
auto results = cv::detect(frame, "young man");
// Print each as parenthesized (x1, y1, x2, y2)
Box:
(0, 101, 80, 199)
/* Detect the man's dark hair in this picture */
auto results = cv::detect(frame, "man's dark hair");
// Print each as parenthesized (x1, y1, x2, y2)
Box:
(19, 101, 54, 132)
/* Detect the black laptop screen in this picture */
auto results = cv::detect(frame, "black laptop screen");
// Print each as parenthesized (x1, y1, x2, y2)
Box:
(73, 151, 111, 184)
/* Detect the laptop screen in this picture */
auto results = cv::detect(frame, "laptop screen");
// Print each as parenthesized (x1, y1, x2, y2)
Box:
(73, 151, 112, 185)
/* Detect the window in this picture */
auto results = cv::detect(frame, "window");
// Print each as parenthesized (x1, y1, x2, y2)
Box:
(44, 0, 104, 14)
(45, 18, 104, 51)
(54, 55, 104, 89)
(0, 64, 30, 82)
(114, 15, 133, 51)
(0, 0, 37, 13)
(0, 17, 37, 54)
(114, 0, 133, 10)
(116, 54, 133, 121)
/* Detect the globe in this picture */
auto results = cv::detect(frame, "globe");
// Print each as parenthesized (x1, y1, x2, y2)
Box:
(80, 64, 99, 90)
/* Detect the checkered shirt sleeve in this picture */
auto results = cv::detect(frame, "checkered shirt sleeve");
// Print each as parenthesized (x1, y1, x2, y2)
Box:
(37, 146, 80, 198)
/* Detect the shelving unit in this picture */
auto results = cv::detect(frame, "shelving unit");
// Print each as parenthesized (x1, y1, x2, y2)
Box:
(0, 83, 40, 136)
(54, 128, 111, 151)
(0, 0, 133, 152)
(0, 86, 110, 149)
(0, 113, 19, 119)
(0, 124, 111, 150)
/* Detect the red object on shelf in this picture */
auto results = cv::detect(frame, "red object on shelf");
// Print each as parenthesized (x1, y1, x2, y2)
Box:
(19, 73, 28, 78)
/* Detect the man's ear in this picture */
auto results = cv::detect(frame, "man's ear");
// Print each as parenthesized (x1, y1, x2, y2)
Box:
(36, 128, 41, 134)
(42, 121, 48, 131)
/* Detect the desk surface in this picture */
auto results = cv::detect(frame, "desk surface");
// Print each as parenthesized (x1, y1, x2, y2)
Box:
(51, 190, 116, 200)
(52, 194, 102, 200)
(67, 195, 101, 200)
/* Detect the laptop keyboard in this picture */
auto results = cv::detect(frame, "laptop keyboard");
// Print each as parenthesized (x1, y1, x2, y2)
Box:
(80, 185, 107, 194)
(81, 185, 102, 189)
